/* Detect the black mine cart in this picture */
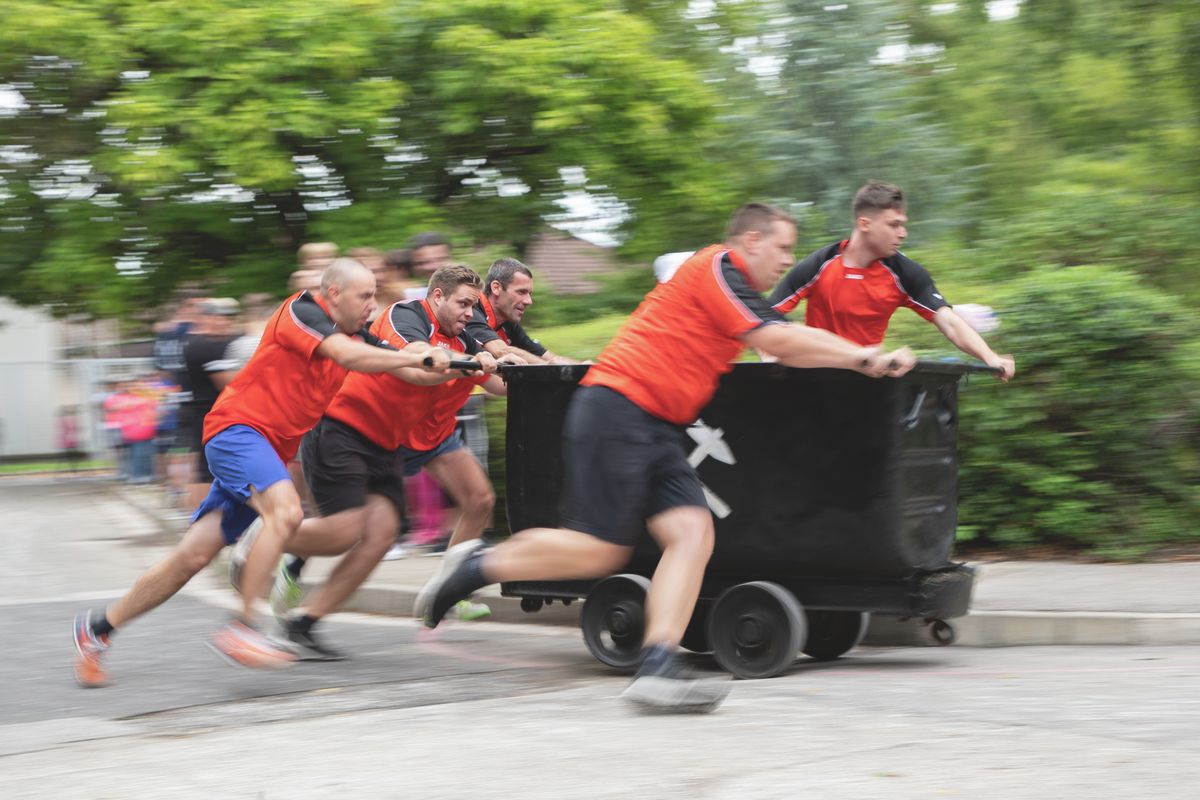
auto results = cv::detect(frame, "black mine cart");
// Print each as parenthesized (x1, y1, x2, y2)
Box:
(500, 361, 987, 679)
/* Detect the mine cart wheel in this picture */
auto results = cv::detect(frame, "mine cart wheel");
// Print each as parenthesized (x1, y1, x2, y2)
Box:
(581, 574, 651, 671)
(680, 601, 712, 654)
(708, 582, 805, 679)
(801, 610, 870, 661)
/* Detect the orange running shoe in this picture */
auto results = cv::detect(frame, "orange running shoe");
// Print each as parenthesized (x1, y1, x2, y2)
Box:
(73, 613, 111, 688)
(209, 620, 297, 669)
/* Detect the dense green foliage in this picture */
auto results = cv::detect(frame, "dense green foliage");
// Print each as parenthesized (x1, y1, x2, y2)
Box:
(4, 0, 1199, 553)
(956, 267, 1200, 555)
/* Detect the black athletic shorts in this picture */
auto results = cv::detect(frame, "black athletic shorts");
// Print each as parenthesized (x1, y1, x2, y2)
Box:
(560, 385, 707, 546)
(300, 416, 406, 518)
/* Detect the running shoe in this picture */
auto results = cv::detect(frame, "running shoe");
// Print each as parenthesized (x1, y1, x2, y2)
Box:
(621, 649, 730, 714)
(227, 517, 264, 592)
(453, 599, 491, 621)
(72, 612, 111, 688)
(382, 542, 408, 561)
(283, 616, 345, 661)
(414, 539, 485, 626)
(269, 558, 305, 622)
(209, 620, 296, 669)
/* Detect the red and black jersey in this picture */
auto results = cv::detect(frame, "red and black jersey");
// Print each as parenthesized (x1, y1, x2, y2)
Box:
(465, 295, 548, 357)
(768, 241, 949, 346)
(203, 291, 386, 461)
(582, 244, 784, 425)
(325, 299, 487, 452)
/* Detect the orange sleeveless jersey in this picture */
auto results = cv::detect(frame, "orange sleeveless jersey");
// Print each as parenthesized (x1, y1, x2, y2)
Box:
(581, 245, 784, 425)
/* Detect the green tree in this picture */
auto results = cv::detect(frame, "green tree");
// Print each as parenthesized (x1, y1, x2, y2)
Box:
(0, 0, 746, 317)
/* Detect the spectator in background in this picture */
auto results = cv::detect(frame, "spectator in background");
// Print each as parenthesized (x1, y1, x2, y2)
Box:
(289, 242, 339, 294)
(404, 233, 452, 300)
(378, 249, 418, 309)
(227, 292, 277, 370)
(122, 379, 160, 484)
(57, 405, 83, 474)
(101, 380, 131, 480)
(182, 298, 241, 506)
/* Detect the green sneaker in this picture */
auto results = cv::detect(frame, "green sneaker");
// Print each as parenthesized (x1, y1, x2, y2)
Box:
(269, 559, 304, 622)
(453, 599, 491, 621)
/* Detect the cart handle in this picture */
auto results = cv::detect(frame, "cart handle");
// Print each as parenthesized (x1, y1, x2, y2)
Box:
(423, 356, 513, 373)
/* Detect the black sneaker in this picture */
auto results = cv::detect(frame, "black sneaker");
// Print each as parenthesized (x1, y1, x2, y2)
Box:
(284, 618, 345, 662)
(621, 649, 730, 714)
(416, 539, 486, 627)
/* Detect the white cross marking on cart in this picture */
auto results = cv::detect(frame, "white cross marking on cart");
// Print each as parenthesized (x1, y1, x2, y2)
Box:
(687, 419, 735, 519)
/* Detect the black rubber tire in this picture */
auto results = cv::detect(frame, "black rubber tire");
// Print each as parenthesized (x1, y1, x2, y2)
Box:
(580, 574, 651, 671)
(801, 610, 869, 661)
(708, 581, 805, 679)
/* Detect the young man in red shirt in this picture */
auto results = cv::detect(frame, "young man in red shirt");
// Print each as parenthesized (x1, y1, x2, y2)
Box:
(768, 181, 1015, 380)
(467, 258, 576, 365)
(72, 259, 451, 686)
(263, 265, 518, 656)
(418, 204, 915, 712)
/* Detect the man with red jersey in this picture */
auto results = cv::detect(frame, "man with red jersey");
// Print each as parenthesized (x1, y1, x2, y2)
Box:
(71, 259, 451, 686)
(768, 181, 1015, 380)
(266, 265, 516, 657)
(467, 258, 576, 365)
(417, 204, 915, 712)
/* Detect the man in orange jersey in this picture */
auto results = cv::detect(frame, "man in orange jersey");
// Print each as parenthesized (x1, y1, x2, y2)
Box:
(259, 265, 519, 657)
(72, 259, 451, 687)
(466, 258, 576, 365)
(768, 181, 1014, 380)
(418, 203, 916, 712)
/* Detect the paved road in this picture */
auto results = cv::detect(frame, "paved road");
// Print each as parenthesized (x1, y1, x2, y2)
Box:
(3, 481, 1199, 799)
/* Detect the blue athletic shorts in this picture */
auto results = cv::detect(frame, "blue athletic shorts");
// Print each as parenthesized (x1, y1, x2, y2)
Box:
(396, 429, 466, 477)
(190, 425, 292, 545)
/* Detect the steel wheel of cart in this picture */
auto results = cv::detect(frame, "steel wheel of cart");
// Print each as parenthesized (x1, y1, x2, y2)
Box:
(581, 574, 650, 670)
(708, 581, 805, 679)
(801, 610, 869, 661)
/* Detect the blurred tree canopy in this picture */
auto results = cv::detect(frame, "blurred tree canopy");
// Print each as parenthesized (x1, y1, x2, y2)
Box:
(4, 0, 1200, 552)
(0, 0, 749, 316)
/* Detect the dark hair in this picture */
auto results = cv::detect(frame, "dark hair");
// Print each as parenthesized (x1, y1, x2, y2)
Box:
(725, 203, 795, 239)
(852, 181, 905, 218)
(428, 264, 483, 297)
(408, 232, 450, 252)
(485, 258, 533, 292)
(384, 249, 412, 275)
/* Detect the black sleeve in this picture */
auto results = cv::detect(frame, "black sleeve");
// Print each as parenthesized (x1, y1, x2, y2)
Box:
(767, 243, 840, 312)
(388, 302, 433, 344)
(719, 258, 786, 329)
(886, 253, 951, 318)
(357, 328, 396, 350)
(465, 304, 502, 346)
(290, 292, 338, 339)
(505, 323, 548, 357)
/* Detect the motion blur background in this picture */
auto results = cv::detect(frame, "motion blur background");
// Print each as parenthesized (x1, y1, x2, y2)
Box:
(1, 0, 1197, 557)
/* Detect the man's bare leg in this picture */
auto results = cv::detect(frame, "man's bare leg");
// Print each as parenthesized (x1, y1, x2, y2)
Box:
(302, 495, 398, 618)
(240, 480, 304, 623)
(482, 528, 631, 581)
(423, 448, 494, 549)
(286, 507, 370, 559)
(641, 506, 714, 647)
(105, 510, 226, 629)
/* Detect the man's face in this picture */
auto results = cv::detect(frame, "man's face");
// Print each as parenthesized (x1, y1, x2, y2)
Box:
(411, 245, 451, 279)
(328, 272, 378, 333)
(743, 219, 798, 293)
(431, 283, 480, 336)
(491, 272, 534, 324)
(859, 207, 908, 258)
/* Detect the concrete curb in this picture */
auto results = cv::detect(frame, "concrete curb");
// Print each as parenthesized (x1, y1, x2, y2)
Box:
(310, 581, 1200, 648)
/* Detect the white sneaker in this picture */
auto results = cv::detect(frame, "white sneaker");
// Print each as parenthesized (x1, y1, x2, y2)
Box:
(382, 543, 408, 561)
